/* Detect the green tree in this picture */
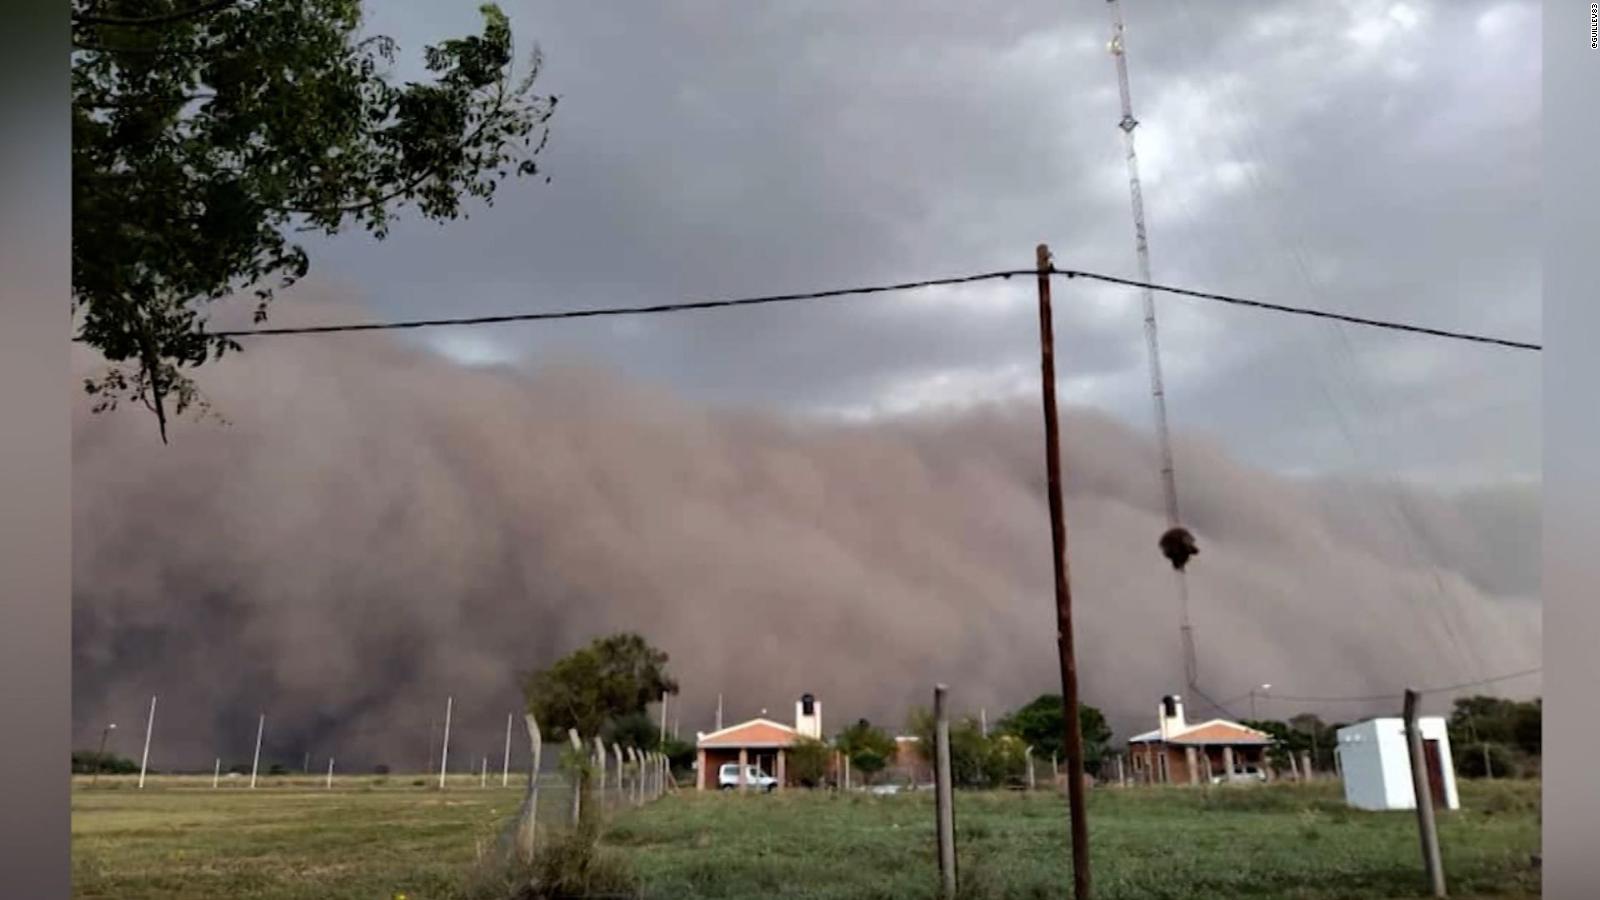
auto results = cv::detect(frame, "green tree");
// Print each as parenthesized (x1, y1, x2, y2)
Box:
(658, 736, 695, 774)
(985, 733, 1029, 787)
(521, 633, 679, 740)
(787, 737, 831, 787)
(996, 694, 1113, 776)
(1510, 699, 1541, 757)
(1240, 719, 1309, 770)
(905, 708, 1004, 787)
(1457, 741, 1518, 779)
(835, 718, 897, 784)
(605, 711, 663, 752)
(1447, 695, 1541, 775)
(72, 1, 557, 440)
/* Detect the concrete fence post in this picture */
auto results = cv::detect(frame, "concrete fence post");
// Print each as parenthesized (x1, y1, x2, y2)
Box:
(567, 729, 583, 825)
(612, 743, 624, 808)
(516, 714, 543, 864)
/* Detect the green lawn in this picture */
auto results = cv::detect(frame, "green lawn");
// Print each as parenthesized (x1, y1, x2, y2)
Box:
(72, 776, 1540, 900)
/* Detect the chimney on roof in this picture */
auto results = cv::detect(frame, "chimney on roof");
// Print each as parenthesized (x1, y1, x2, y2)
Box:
(1158, 695, 1186, 740)
(796, 693, 821, 739)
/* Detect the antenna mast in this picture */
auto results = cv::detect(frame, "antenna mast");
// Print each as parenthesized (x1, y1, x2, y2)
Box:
(1107, 0, 1198, 686)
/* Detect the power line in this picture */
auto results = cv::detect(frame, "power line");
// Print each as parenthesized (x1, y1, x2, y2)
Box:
(207, 265, 1542, 351)
(211, 269, 1035, 337)
(1252, 666, 1542, 705)
(1059, 271, 1542, 352)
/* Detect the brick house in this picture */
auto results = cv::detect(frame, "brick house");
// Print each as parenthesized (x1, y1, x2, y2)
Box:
(1126, 695, 1273, 784)
(885, 735, 934, 786)
(695, 693, 824, 790)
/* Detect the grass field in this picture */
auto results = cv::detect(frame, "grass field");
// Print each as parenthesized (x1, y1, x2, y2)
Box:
(72, 775, 1540, 900)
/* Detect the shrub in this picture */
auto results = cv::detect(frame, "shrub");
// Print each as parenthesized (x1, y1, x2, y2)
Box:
(464, 820, 639, 900)
(1457, 742, 1519, 779)
(787, 737, 832, 787)
(71, 751, 138, 775)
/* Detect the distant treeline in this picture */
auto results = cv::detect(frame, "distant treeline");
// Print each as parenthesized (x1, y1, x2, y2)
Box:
(71, 751, 139, 775)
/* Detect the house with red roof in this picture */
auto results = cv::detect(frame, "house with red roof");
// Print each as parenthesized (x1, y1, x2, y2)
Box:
(1126, 695, 1274, 784)
(695, 693, 825, 791)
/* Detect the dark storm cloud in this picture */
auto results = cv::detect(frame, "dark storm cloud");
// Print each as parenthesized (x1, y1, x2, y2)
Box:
(292, 0, 1538, 484)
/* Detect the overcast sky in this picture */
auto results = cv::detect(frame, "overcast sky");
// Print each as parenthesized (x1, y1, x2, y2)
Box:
(293, 0, 1541, 485)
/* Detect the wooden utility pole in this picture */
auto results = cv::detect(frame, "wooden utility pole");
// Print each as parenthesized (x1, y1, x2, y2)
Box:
(1036, 243, 1091, 900)
(933, 684, 957, 898)
(1403, 690, 1446, 897)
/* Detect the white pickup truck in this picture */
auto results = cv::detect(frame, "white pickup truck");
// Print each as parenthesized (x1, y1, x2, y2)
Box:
(718, 763, 778, 791)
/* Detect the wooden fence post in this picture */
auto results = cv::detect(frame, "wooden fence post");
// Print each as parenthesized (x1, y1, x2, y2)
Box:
(1404, 690, 1446, 897)
(934, 684, 957, 898)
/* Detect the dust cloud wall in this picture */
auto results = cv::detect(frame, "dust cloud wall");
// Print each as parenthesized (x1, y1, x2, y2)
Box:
(71, 322, 1539, 771)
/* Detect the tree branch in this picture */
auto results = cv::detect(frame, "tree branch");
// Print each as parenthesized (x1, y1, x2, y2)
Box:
(279, 82, 513, 218)
(73, 0, 239, 28)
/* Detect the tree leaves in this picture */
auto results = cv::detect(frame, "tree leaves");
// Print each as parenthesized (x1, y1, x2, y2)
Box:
(71, 1, 556, 441)
(996, 693, 1112, 772)
(521, 632, 680, 740)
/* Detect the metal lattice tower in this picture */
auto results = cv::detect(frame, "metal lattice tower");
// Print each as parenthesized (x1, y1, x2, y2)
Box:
(1106, 0, 1197, 686)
